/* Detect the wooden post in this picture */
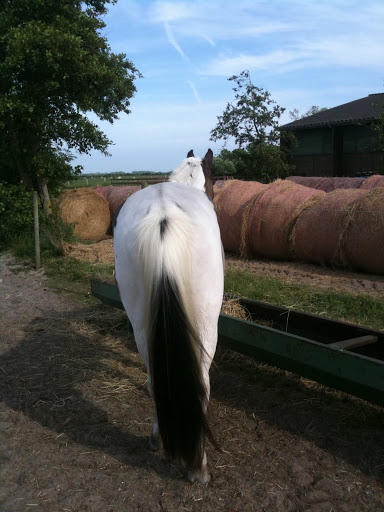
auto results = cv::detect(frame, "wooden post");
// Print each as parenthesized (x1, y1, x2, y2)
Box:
(33, 191, 41, 269)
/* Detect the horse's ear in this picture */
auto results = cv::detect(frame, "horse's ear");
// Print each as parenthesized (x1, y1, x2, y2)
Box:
(202, 149, 214, 200)
(187, 149, 194, 158)
(203, 148, 213, 169)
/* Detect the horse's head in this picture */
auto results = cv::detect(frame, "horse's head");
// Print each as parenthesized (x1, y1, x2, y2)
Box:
(170, 149, 215, 200)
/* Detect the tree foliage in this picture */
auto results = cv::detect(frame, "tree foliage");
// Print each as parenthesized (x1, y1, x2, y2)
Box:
(211, 156, 237, 176)
(210, 70, 292, 181)
(289, 105, 328, 121)
(210, 70, 285, 148)
(0, 0, 140, 198)
(213, 144, 292, 182)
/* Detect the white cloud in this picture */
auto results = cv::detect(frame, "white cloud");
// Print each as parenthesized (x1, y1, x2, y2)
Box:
(149, 2, 198, 23)
(200, 25, 384, 77)
(302, 34, 384, 69)
(164, 21, 189, 60)
(187, 81, 202, 103)
(199, 33, 215, 47)
(202, 49, 309, 76)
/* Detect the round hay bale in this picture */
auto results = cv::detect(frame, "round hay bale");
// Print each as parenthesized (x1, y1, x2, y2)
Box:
(214, 180, 266, 253)
(94, 185, 111, 199)
(343, 187, 384, 274)
(287, 176, 365, 192)
(213, 180, 230, 194)
(292, 189, 368, 267)
(95, 185, 140, 217)
(58, 188, 111, 241)
(359, 175, 384, 189)
(286, 176, 327, 189)
(314, 177, 365, 192)
(244, 180, 325, 260)
(286, 176, 306, 185)
(332, 177, 365, 191)
(314, 178, 337, 192)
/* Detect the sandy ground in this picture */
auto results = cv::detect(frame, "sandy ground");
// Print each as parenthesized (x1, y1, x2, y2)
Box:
(1, 252, 384, 511)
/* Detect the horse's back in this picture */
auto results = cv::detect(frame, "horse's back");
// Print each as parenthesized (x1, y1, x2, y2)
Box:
(115, 182, 215, 228)
(114, 182, 224, 355)
(114, 182, 221, 259)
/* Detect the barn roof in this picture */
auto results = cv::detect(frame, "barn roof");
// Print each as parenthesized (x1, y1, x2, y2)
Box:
(280, 93, 384, 131)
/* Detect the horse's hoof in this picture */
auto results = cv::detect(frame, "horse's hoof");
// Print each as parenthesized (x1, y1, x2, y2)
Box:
(187, 468, 211, 484)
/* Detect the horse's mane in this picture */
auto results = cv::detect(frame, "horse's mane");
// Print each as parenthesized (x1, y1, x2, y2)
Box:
(169, 157, 205, 192)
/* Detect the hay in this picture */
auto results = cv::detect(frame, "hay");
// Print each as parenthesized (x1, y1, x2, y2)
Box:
(95, 185, 140, 217)
(343, 187, 384, 274)
(244, 180, 325, 260)
(287, 176, 365, 192)
(214, 180, 266, 253)
(94, 185, 110, 199)
(62, 239, 114, 265)
(221, 294, 251, 321)
(292, 189, 368, 266)
(331, 177, 365, 191)
(213, 180, 231, 194)
(287, 176, 328, 190)
(359, 175, 384, 189)
(213, 179, 237, 210)
(58, 188, 111, 241)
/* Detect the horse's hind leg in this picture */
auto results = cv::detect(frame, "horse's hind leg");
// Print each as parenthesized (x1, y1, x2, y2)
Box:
(187, 451, 210, 484)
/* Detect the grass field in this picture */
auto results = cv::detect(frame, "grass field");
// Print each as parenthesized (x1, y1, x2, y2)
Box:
(65, 174, 169, 188)
(225, 266, 384, 331)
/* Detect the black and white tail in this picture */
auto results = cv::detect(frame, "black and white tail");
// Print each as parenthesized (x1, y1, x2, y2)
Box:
(134, 204, 215, 470)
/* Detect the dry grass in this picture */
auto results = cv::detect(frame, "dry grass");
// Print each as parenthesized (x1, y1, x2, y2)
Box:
(221, 293, 251, 321)
(58, 188, 111, 241)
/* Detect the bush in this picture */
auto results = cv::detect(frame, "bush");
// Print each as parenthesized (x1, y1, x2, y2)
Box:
(0, 181, 75, 253)
(0, 182, 35, 250)
(212, 157, 237, 176)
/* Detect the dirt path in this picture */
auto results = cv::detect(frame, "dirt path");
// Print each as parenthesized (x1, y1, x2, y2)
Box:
(1, 253, 384, 511)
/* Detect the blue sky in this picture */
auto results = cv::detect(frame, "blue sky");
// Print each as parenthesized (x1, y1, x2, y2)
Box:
(75, 0, 384, 174)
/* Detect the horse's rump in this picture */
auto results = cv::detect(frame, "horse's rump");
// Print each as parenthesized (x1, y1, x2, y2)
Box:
(133, 194, 217, 468)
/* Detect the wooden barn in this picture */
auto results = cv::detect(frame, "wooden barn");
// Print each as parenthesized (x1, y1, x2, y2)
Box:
(280, 93, 384, 177)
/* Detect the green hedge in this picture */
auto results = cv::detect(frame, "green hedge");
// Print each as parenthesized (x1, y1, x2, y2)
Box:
(0, 182, 36, 250)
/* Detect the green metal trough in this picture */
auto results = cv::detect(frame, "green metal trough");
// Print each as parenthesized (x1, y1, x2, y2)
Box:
(91, 279, 384, 407)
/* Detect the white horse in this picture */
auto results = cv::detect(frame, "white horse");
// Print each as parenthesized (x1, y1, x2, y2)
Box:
(113, 149, 224, 483)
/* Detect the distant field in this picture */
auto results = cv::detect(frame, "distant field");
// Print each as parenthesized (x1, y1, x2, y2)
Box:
(65, 174, 169, 188)
(65, 176, 113, 188)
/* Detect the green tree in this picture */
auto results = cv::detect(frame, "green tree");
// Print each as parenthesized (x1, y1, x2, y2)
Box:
(210, 70, 285, 148)
(211, 156, 237, 176)
(289, 105, 328, 121)
(213, 144, 292, 182)
(210, 70, 292, 181)
(0, 0, 140, 208)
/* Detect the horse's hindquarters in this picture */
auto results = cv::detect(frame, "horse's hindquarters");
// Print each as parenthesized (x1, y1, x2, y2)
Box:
(113, 181, 224, 480)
